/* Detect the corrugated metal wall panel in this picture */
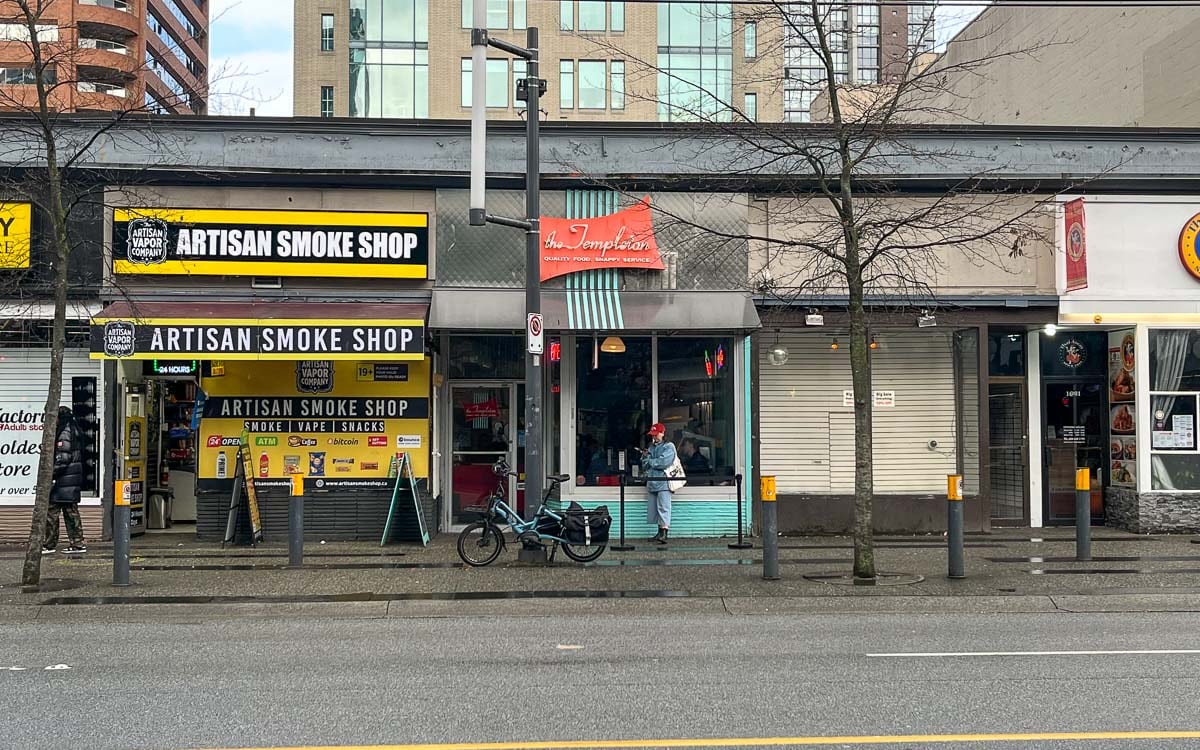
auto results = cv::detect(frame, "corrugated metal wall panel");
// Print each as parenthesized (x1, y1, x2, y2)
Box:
(759, 334, 851, 492)
(760, 332, 959, 495)
(829, 413, 855, 493)
(0, 347, 96, 407)
(0, 506, 103, 541)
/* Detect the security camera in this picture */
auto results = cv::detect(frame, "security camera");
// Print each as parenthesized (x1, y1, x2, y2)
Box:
(927, 440, 939, 450)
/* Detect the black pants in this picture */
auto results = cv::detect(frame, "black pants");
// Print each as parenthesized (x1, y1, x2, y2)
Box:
(45, 504, 84, 549)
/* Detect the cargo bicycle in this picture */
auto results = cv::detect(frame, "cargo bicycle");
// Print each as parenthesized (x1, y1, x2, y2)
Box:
(456, 458, 611, 566)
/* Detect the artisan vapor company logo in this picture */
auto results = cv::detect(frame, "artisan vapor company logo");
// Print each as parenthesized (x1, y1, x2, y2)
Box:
(295, 360, 334, 394)
(125, 218, 169, 265)
(102, 321, 136, 358)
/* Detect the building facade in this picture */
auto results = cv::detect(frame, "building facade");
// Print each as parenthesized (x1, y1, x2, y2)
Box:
(927, 6, 1200, 127)
(0, 0, 208, 115)
(292, 0, 924, 123)
(1050, 196, 1200, 532)
(3, 119, 1200, 540)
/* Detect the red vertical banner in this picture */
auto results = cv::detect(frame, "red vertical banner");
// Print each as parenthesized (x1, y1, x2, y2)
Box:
(1064, 198, 1088, 292)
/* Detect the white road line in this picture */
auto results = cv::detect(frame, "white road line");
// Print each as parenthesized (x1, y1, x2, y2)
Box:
(867, 649, 1200, 658)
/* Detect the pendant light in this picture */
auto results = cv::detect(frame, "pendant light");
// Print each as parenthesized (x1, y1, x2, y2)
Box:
(600, 336, 626, 353)
(767, 329, 789, 366)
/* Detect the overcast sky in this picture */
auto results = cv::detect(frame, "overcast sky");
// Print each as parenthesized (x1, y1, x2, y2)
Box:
(207, 1, 987, 118)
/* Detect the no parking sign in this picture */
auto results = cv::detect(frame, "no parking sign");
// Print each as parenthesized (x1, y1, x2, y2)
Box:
(527, 313, 543, 355)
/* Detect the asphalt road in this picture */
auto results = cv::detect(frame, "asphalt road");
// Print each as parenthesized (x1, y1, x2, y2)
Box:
(3, 605, 1200, 750)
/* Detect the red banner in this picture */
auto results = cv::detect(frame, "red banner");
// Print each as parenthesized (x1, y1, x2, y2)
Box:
(540, 197, 664, 282)
(1064, 198, 1088, 292)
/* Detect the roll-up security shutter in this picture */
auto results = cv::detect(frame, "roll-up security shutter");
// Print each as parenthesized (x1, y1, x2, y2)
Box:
(0, 347, 97, 415)
(759, 331, 959, 495)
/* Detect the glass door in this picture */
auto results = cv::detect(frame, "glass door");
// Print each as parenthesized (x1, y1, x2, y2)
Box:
(988, 382, 1028, 523)
(1043, 381, 1106, 524)
(449, 385, 515, 525)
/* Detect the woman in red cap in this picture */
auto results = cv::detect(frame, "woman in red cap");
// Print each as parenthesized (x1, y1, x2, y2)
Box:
(640, 422, 676, 544)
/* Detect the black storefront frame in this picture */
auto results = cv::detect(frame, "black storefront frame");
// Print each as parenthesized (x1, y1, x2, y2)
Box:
(1039, 331, 1109, 526)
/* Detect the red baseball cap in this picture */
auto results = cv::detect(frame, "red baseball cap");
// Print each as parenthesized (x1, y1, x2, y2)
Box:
(647, 422, 666, 437)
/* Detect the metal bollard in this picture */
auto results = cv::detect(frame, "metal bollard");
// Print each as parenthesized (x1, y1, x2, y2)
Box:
(113, 480, 131, 587)
(612, 473, 634, 552)
(761, 476, 779, 580)
(288, 476, 305, 568)
(947, 474, 965, 579)
(728, 473, 752, 550)
(1075, 468, 1092, 561)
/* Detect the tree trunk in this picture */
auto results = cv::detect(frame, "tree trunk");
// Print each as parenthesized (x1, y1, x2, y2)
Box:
(848, 275, 876, 580)
(21, 175, 70, 588)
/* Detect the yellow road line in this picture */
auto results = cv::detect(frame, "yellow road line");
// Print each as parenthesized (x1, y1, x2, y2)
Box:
(206, 730, 1200, 750)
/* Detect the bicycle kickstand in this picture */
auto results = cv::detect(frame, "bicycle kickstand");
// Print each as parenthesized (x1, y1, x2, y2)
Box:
(548, 542, 559, 563)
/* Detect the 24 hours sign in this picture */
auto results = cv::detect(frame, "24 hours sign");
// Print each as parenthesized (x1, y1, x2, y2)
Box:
(113, 208, 429, 279)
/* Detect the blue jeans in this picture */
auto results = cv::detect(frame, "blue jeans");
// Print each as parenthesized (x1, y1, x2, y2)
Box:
(647, 489, 672, 529)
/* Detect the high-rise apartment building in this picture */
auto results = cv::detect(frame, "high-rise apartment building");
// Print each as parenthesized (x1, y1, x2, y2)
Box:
(0, 0, 208, 115)
(294, 0, 926, 122)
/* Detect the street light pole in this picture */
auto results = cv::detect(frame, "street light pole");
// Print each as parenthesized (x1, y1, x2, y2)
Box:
(470, 7, 544, 541)
(522, 27, 544, 529)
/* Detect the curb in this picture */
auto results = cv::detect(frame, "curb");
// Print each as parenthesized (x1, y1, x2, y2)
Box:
(6, 592, 1200, 622)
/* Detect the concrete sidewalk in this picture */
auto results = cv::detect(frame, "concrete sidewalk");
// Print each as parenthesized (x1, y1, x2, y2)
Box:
(4, 527, 1200, 617)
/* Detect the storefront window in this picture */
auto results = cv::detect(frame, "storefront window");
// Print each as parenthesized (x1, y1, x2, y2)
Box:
(575, 337, 652, 485)
(447, 336, 524, 380)
(988, 329, 1026, 377)
(657, 336, 735, 482)
(1149, 329, 1200, 491)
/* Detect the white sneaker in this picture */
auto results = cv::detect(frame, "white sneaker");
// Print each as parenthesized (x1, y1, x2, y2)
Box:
(63, 545, 87, 555)
(41, 547, 55, 555)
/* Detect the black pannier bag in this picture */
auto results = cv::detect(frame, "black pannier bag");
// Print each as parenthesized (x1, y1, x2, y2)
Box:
(535, 513, 563, 537)
(561, 502, 611, 545)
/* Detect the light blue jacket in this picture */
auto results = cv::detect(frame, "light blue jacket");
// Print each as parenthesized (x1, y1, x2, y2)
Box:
(641, 441, 677, 493)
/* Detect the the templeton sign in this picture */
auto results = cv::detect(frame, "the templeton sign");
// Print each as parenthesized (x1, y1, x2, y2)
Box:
(113, 208, 429, 279)
(90, 317, 426, 361)
(540, 198, 663, 282)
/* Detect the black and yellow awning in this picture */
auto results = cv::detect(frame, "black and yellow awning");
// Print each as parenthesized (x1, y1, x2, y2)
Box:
(90, 301, 428, 361)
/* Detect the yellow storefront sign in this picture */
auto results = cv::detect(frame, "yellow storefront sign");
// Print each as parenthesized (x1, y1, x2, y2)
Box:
(0, 202, 31, 269)
(111, 207, 429, 279)
(197, 359, 430, 482)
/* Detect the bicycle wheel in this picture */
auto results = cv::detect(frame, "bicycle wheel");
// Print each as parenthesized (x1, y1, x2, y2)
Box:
(457, 523, 504, 566)
(560, 541, 606, 563)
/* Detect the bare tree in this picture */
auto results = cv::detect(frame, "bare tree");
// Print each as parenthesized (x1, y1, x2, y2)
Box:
(571, 1, 1101, 579)
(0, 0, 208, 586)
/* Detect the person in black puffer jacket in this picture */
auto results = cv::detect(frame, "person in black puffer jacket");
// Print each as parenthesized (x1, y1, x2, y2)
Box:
(45, 406, 86, 555)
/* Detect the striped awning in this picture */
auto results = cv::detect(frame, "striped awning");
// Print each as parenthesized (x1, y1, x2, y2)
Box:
(566, 269, 624, 329)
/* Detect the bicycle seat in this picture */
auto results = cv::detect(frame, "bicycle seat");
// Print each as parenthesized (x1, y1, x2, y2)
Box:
(547, 474, 571, 484)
